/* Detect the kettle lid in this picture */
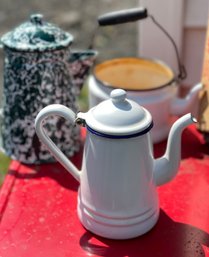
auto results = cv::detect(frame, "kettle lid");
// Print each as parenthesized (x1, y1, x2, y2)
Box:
(83, 89, 153, 137)
(1, 14, 73, 51)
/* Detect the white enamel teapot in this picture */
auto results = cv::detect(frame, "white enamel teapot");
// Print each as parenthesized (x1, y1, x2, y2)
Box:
(35, 89, 196, 240)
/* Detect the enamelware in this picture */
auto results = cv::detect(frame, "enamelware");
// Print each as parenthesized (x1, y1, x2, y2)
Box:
(35, 89, 196, 239)
(88, 58, 202, 143)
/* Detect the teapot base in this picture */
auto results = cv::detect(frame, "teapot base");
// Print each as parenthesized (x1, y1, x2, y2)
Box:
(77, 198, 159, 240)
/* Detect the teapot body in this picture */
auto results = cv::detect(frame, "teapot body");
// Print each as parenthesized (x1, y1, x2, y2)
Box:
(78, 130, 159, 239)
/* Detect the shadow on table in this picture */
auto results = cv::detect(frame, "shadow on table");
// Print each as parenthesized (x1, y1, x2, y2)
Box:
(6, 149, 82, 191)
(80, 210, 209, 257)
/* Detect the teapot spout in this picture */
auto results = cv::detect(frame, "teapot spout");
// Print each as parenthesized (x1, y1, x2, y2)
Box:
(171, 83, 202, 116)
(68, 49, 97, 89)
(154, 113, 196, 186)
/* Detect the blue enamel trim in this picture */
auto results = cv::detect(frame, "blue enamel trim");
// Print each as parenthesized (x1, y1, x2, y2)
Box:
(86, 121, 153, 139)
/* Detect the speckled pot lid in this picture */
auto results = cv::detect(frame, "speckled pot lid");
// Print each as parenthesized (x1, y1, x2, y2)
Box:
(1, 14, 73, 51)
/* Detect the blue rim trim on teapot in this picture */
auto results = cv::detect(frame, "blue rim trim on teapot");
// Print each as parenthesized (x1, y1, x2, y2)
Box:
(85, 122, 154, 139)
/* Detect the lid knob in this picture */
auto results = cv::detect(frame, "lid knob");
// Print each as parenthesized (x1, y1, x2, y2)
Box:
(111, 89, 127, 103)
(30, 14, 43, 25)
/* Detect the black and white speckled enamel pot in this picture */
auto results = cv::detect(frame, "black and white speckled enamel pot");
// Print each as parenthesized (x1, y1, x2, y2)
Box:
(0, 14, 96, 164)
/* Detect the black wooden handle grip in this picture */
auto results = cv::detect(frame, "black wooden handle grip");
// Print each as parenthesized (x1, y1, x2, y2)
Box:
(98, 7, 148, 26)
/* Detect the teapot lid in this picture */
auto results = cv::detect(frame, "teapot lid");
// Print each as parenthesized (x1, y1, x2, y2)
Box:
(1, 14, 73, 51)
(81, 89, 153, 138)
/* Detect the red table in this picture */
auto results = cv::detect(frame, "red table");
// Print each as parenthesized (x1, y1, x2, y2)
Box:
(0, 125, 209, 257)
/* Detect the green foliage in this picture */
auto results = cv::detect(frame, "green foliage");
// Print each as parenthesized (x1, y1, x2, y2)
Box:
(0, 152, 11, 186)
(78, 82, 89, 112)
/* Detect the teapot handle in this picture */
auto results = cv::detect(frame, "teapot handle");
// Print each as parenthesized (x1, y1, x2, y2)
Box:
(35, 104, 81, 182)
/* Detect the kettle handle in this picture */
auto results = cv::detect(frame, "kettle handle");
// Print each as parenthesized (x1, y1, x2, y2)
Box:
(95, 7, 186, 81)
(98, 7, 148, 26)
(35, 104, 81, 182)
